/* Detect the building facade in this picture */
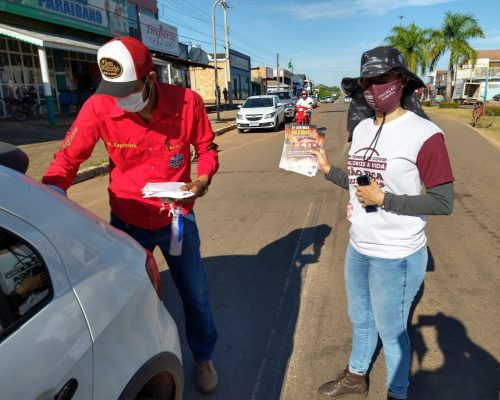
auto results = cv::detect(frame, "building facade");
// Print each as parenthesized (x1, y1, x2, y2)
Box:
(456, 50, 500, 100)
(0, 0, 209, 120)
(190, 48, 251, 104)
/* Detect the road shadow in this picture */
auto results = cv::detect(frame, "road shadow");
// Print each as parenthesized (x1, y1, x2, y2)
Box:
(162, 224, 332, 400)
(409, 312, 500, 399)
(0, 114, 74, 146)
(319, 110, 346, 113)
(402, 248, 498, 399)
(210, 117, 235, 124)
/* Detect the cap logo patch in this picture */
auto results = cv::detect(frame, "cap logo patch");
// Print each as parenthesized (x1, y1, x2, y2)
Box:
(100, 58, 123, 79)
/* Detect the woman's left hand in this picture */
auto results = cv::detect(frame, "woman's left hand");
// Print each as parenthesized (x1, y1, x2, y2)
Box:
(355, 179, 385, 208)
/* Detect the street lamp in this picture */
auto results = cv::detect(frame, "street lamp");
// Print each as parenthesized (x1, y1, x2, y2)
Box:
(212, 0, 223, 121)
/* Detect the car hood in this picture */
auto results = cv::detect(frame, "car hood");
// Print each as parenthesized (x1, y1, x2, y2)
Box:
(239, 107, 277, 115)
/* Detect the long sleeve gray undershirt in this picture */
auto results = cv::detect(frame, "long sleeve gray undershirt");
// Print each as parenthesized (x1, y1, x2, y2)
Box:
(324, 165, 453, 215)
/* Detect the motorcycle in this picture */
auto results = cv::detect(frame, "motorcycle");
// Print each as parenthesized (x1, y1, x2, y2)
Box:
(4, 87, 48, 121)
(294, 105, 311, 125)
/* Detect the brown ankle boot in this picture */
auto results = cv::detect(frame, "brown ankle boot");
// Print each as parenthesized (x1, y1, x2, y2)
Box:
(195, 360, 218, 394)
(318, 366, 368, 398)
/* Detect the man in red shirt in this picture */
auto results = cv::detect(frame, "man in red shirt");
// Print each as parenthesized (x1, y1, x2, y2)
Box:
(43, 36, 219, 394)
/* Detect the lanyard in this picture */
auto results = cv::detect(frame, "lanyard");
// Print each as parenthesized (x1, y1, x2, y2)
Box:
(167, 203, 183, 256)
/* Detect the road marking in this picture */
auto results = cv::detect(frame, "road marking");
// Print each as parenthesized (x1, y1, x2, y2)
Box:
(250, 197, 322, 400)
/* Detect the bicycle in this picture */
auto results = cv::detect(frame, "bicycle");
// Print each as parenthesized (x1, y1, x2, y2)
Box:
(471, 100, 494, 128)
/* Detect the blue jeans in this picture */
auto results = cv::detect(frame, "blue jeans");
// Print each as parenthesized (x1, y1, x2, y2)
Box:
(345, 243, 427, 399)
(110, 211, 217, 362)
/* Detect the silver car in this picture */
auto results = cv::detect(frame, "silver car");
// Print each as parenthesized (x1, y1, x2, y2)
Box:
(0, 145, 183, 400)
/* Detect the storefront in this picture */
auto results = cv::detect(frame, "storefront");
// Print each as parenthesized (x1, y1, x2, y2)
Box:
(0, 0, 203, 122)
(0, 0, 130, 122)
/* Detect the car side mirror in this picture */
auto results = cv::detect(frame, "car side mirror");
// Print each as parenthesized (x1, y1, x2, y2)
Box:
(237, 105, 242, 108)
(277, 102, 283, 107)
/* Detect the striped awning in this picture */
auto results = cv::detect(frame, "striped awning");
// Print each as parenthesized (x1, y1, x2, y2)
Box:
(0, 22, 100, 55)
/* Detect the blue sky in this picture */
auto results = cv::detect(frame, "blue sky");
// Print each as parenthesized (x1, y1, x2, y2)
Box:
(158, 0, 500, 86)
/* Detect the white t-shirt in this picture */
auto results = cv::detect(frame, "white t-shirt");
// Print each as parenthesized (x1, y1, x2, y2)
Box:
(347, 111, 452, 258)
(296, 97, 314, 108)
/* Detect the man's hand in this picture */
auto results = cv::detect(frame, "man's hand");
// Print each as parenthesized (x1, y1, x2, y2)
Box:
(178, 177, 209, 203)
(15, 272, 47, 297)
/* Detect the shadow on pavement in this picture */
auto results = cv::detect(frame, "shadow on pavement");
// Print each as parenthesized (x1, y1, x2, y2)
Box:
(405, 248, 499, 399)
(409, 312, 500, 399)
(162, 224, 332, 400)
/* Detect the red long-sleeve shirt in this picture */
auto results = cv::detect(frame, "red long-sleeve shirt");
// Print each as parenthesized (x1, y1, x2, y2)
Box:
(43, 82, 219, 230)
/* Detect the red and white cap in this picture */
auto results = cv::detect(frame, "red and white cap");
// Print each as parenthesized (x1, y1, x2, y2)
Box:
(95, 36, 153, 97)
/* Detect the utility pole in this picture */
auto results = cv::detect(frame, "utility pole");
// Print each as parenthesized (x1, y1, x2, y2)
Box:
(211, 0, 222, 121)
(276, 53, 280, 91)
(483, 66, 490, 101)
(222, 1, 232, 106)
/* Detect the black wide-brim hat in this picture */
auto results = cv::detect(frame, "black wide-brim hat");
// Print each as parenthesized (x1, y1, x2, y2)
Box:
(341, 46, 429, 141)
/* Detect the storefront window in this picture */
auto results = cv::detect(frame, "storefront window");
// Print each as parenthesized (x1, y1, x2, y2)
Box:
(0, 40, 57, 116)
(20, 42, 32, 54)
(7, 39, 19, 53)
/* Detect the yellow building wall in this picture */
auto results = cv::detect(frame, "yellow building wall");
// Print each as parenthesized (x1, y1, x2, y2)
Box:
(190, 63, 227, 104)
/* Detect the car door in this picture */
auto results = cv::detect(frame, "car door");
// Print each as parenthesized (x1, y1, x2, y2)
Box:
(0, 211, 93, 400)
(275, 96, 285, 123)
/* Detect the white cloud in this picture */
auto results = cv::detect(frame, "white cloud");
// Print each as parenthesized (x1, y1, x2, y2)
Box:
(279, 0, 456, 20)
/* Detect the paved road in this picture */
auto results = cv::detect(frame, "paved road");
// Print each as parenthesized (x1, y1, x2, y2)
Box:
(66, 103, 499, 400)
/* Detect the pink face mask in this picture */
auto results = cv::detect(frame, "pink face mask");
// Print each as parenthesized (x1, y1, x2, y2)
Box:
(363, 80, 403, 113)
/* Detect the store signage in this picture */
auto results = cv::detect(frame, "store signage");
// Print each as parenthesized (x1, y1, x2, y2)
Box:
(0, 0, 129, 36)
(139, 14, 179, 57)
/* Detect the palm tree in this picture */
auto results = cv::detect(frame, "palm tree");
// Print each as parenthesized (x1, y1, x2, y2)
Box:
(429, 12, 484, 100)
(385, 23, 431, 76)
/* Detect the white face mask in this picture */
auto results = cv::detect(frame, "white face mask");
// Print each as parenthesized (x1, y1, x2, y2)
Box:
(116, 80, 151, 113)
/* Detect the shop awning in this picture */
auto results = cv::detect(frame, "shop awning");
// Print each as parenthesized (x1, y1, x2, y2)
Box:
(152, 52, 215, 69)
(0, 23, 214, 68)
(0, 22, 100, 55)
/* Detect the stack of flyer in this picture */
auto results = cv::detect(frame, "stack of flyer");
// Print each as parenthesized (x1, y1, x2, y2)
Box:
(142, 182, 194, 200)
(279, 124, 325, 177)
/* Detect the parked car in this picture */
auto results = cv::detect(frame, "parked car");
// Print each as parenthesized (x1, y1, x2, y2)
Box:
(266, 89, 295, 121)
(433, 94, 445, 103)
(0, 143, 184, 400)
(344, 96, 352, 103)
(236, 95, 286, 132)
(492, 94, 500, 102)
(323, 96, 333, 103)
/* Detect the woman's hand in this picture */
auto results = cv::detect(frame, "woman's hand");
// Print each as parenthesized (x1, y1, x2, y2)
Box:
(309, 148, 331, 175)
(355, 179, 385, 208)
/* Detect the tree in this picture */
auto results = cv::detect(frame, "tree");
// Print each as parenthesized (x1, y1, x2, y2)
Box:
(385, 23, 431, 75)
(429, 12, 484, 100)
(316, 85, 341, 99)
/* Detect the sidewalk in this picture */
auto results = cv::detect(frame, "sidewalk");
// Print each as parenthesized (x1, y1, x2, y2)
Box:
(0, 102, 239, 182)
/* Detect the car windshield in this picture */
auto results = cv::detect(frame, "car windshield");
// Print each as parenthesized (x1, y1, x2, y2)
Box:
(275, 92, 291, 100)
(243, 98, 273, 108)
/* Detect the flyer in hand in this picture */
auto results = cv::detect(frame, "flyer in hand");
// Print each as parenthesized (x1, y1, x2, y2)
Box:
(279, 124, 324, 177)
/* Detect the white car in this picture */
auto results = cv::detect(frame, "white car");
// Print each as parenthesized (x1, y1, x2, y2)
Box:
(0, 143, 183, 400)
(236, 95, 286, 132)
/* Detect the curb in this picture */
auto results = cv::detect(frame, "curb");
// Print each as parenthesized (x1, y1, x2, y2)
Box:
(73, 123, 237, 184)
